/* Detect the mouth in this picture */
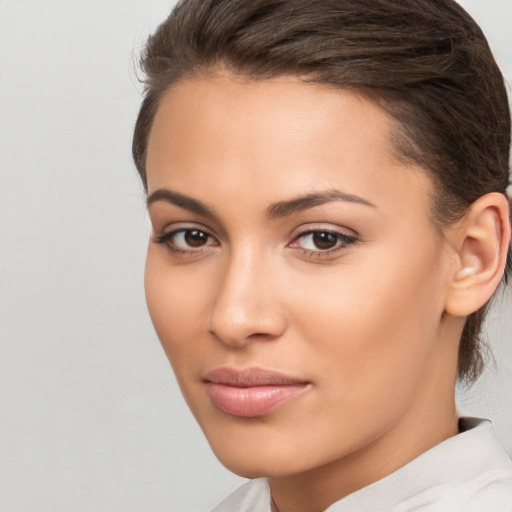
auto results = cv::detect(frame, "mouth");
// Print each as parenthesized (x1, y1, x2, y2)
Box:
(203, 367, 311, 418)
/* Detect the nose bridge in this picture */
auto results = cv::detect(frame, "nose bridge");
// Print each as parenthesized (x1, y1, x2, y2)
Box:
(208, 242, 285, 346)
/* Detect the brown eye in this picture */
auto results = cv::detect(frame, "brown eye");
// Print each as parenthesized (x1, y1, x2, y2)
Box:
(184, 230, 210, 247)
(292, 229, 357, 255)
(153, 227, 218, 253)
(312, 232, 338, 250)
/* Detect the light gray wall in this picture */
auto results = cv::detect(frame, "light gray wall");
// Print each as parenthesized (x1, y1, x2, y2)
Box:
(0, 1, 510, 511)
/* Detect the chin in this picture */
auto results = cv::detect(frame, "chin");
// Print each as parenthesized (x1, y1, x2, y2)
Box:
(204, 427, 320, 479)
(216, 453, 303, 479)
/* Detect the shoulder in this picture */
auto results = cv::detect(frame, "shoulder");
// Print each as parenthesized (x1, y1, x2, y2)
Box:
(211, 478, 270, 512)
(388, 468, 512, 512)
(421, 418, 512, 511)
(429, 468, 512, 512)
(327, 418, 512, 512)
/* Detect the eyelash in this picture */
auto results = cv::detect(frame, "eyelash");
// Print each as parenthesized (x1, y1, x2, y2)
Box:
(289, 230, 358, 258)
(152, 228, 218, 255)
(152, 227, 358, 258)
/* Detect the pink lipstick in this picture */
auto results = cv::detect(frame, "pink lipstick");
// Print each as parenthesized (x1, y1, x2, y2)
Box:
(203, 368, 310, 417)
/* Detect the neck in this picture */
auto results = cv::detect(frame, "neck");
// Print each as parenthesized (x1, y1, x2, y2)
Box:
(269, 405, 459, 512)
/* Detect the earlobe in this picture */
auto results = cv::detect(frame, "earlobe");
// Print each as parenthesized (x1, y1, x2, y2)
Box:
(445, 193, 511, 317)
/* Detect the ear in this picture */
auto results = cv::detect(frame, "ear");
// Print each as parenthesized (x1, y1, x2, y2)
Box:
(445, 192, 511, 317)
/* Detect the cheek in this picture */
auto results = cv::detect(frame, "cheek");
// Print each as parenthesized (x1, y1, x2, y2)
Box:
(144, 246, 210, 365)
(289, 240, 447, 402)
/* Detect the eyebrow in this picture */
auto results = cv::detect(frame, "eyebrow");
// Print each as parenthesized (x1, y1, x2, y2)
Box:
(147, 187, 375, 219)
(266, 189, 376, 218)
(147, 189, 216, 217)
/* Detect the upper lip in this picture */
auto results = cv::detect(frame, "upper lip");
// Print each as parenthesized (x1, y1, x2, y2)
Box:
(203, 367, 308, 387)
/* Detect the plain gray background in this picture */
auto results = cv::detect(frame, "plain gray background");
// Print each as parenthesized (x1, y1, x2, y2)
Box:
(0, 1, 511, 511)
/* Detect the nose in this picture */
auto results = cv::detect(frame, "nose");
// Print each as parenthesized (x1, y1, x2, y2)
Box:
(207, 249, 287, 348)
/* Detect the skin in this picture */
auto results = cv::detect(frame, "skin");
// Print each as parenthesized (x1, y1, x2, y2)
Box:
(143, 73, 506, 512)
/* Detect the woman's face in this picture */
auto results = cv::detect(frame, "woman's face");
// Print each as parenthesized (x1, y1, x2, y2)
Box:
(144, 74, 458, 478)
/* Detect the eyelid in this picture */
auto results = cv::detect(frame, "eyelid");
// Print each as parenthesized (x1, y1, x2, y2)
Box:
(153, 221, 216, 237)
(288, 222, 358, 240)
(288, 224, 359, 257)
(152, 222, 220, 253)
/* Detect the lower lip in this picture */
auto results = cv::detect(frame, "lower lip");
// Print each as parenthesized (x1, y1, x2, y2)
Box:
(206, 383, 309, 417)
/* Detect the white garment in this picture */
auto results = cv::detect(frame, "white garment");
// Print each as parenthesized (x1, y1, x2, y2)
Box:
(212, 418, 512, 511)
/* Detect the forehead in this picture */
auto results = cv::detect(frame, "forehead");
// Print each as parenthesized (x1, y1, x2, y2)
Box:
(146, 73, 433, 221)
(148, 73, 392, 166)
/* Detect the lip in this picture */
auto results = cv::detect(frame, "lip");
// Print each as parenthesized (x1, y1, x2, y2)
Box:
(203, 367, 311, 417)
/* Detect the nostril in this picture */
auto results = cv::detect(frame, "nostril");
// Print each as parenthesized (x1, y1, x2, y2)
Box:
(248, 332, 278, 340)
(208, 312, 287, 348)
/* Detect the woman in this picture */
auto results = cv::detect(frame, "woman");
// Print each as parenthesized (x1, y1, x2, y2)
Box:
(132, 0, 512, 510)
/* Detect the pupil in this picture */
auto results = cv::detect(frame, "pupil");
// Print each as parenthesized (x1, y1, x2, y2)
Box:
(185, 230, 208, 247)
(313, 232, 337, 250)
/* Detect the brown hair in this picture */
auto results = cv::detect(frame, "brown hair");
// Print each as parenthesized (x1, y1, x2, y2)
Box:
(133, 0, 511, 384)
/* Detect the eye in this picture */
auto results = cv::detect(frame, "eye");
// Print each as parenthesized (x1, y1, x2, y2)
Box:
(290, 229, 357, 255)
(176, 229, 211, 248)
(152, 227, 218, 253)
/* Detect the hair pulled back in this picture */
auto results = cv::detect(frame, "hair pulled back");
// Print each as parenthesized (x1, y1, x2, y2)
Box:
(133, 0, 511, 384)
